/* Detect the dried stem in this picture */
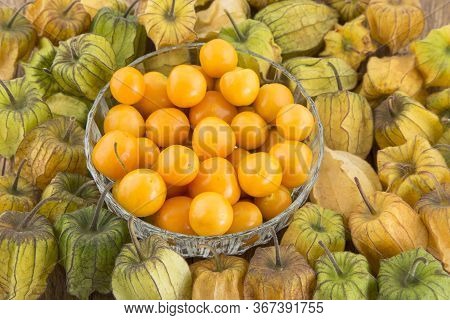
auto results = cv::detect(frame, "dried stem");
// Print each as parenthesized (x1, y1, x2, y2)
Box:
(128, 218, 145, 262)
(224, 10, 245, 42)
(403, 257, 427, 286)
(63, 117, 77, 142)
(270, 228, 283, 268)
(62, 0, 80, 15)
(327, 62, 343, 91)
(198, 244, 224, 272)
(7, 2, 33, 28)
(18, 197, 58, 229)
(354, 177, 377, 215)
(11, 159, 26, 193)
(0, 80, 16, 105)
(318, 240, 343, 276)
(89, 182, 113, 231)
(124, 0, 140, 17)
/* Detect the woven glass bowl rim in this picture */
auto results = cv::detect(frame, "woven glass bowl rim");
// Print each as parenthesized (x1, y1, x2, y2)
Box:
(85, 43, 324, 252)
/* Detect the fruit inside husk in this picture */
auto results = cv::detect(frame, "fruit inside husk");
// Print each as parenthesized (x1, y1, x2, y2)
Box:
(0, 198, 58, 299)
(0, 4, 37, 80)
(38, 172, 100, 224)
(55, 182, 129, 299)
(313, 241, 378, 300)
(378, 248, 450, 300)
(190, 244, 248, 300)
(0, 77, 52, 158)
(112, 218, 192, 299)
(244, 229, 316, 300)
(348, 178, 428, 273)
(281, 203, 346, 265)
(415, 179, 450, 273)
(377, 135, 450, 206)
(14, 117, 87, 190)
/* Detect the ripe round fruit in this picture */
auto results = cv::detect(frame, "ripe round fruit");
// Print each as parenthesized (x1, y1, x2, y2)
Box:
(167, 64, 207, 108)
(145, 108, 190, 147)
(115, 169, 166, 217)
(227, 147, 250, 171)
(188, 157, 240, 205)
(254, 83, 294, 123)
(237, 152, 282, 197)
(155, 145, 199, 187)
(254, 185, 292, 220)
(189, 192, 233, 236)
(92, 130, 139, 181)
(231, 111, 268, 150)
(276, 104, 314, 141)
(110, 67, 145, 105)
(138, 137, 160, 169)
(220, 68, 260, 106)
(189, 91, 237, 126)
(192, 117, 236, 159)
(104, 104, 145, 137)
(148, 196, 195, 235)
(269, 140, 313, 188)
(227, 201, 263, 234)
(199, 39, 238, 78)
(134, 71, 174, 117)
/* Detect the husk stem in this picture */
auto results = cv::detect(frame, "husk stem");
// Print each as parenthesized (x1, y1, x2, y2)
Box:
(43, 68, 52, 75)
(168, 0, 176, 19)
(11, 159, 26, 193)
(62, 0, 80, 15)
(0, 80, 16, 105)
(354, 177, 377, 215)
(270, 228, 283, 269)
(327, 62, 343, 91)
(89, 182, 113, 231)
(318, 240, 343, 276)
(387, 96, 396, 118)
(128, 218, 145, 262)
(63, 117, 77, 142)
(124, 0, 140, 17)
(403, 257, 427, 286)
(418, 171, 447, 202)
(18, 197, 58, 229)
(6, 2, 33, 28)
(224, 10, 245, 42)
(73, 180, 96, 197)
(113, 142, 127, 172)
(198, 244, 224, 272)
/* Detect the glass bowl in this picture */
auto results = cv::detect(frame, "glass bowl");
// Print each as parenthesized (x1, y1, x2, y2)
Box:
(85, 43, 324, 258)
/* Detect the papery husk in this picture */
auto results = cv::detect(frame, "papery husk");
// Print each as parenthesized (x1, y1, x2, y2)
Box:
(246, 0, 280, 10)
(254, 0, 338, 58)
(415, 183, 450, 273)
(283, 57, 357, 98)
(14, 117, 87, 190)
(137, 0, 197, 49)
(81, 0, 127, 18)
(0, 77, 52, 158)
(374, 92, 443, 149)
(349, 188, 428, 273)
(0, 161, 40, 213)
(281, 203, 345, 266)
(218, 18, 281, 77)
(0, 203, 58, 299)
(320, 15, 376, 70)
(314, 249, 377, 300)
(244, 241, 315, 300)
(22, 37, 61, 100)
(195, 0, 250, 40)
(378, 248, 450, 299)
(366, 0, 424, 54)
(0, 5, 37, 80)
(427, 88, 450, 122)
(377, 136, 450, 207)
(46, 93, 91, 127)
(411, 25, 450, 88)
(112, 221, 192, 299)
(360, 56, 425, 104)
(143, 48, 191, 77)
(324, 0, 369, 22)
(310, 148, 382, 225)
(190, 247, 248, 300)
(55, 186, 128, 299)
(435, 129, 450, 167)
(25, 0, 91, 44)
(38, 172, 99, 224)
(316, 88, 373, 158)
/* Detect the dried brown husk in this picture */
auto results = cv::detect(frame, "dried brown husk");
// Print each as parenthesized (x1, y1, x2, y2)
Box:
(195, 0, 250, 40)
(14, 117, 87, 190)
(349, 185, 428, 273)
(320, 15, 376, 70)
(360, 56, 425, 105)
(25, 0, 91, 44)
(377, 136, 450, 207)
(310, 148, 382, 225)
(415, 183, 450, 273)
(366, 0, 424, 54)
(374, 92, 443, 149)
